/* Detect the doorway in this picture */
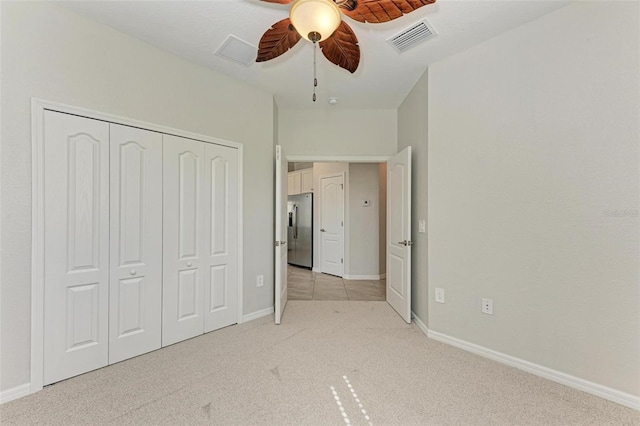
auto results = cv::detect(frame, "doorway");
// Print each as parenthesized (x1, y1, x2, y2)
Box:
(274, 148, 412, 324)
(289, 161, 386, 301)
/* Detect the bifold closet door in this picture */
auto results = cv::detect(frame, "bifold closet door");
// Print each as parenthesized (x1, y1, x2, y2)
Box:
(162, 135, 207, 346)
(162, 136, 239, 345)
(43, 111, 109, 385)
(108, 124, 163, 364)
(203, 143, 238, 332)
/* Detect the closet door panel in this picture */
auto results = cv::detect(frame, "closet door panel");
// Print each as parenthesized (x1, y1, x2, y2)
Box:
(204, 143, 238, 332)
(43, 111, 110, 385)
(162, 135, 206, 346)
(109, 124, 163, 364)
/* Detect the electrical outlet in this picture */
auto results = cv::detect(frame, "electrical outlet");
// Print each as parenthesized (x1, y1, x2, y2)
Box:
(256, 275, 264, 287)
(482, 298, 493, 315)
(435, 288, 445, 303)
(418, 220, 426, 233)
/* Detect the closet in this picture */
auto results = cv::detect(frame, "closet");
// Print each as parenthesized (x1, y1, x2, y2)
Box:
(41, 110, 239, 385)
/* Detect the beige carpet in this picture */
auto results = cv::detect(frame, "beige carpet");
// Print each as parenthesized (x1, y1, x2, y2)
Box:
(1, 301, 637, 425)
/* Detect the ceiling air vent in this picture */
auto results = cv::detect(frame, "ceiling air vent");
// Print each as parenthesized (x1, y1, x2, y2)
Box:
(215, 35, 257, 67)
(387, 20, 437, 53)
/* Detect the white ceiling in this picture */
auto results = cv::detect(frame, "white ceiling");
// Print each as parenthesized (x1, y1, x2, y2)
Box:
(60, 0, 570, 109)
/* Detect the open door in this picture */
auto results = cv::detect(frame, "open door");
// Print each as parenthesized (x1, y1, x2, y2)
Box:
(387, 147, 412, 323)
(274, 145, 288, 324)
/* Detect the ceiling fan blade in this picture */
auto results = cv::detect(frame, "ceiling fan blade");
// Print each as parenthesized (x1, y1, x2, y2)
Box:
(319, 21, 360, 73)
(338, 0, 436, 23)
(259, 0, 293, 3)
(256, 18, 302, 62)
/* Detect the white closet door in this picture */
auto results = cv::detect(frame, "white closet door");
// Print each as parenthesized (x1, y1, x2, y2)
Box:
(203, 143, 238, 332)
(43, 111, 109, 385)
(162, 135, 206, 346)
(108, 124, 163, 364)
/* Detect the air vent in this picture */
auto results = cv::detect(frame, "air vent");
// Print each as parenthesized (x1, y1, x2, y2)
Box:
(387, 20, 437, 53)
(215, 35, 257, 67)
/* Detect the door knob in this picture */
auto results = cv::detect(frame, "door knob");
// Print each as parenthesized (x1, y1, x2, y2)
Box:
(398, 240, 414, 246)
(187, 261, 192, 267)
(320, 228, 326, 232)
(129, 270, 137, 276)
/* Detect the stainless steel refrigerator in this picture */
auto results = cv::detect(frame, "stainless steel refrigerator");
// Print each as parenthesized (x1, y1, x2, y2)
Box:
(287, 193, 313, 268)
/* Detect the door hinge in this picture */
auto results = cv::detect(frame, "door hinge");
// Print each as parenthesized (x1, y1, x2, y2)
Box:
(341, 258, 343, 264)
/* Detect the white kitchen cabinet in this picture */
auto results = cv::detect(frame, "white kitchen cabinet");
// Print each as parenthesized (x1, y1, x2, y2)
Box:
(300, 169, 313, 193)
(288, 168, 313, 195)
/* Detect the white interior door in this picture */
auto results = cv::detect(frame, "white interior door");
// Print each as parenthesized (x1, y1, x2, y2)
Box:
(320, 174, 344, 277)
(108, 124, 163, 364)
(387, 147, 412, 323)
(162, 135, 206, 346)
(203, 143, 239, 332)
(274, 145, 288, 324)
(43, 111, 109, 385)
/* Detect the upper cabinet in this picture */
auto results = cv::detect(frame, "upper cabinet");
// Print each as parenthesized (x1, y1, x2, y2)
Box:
(300, 169, 313, 193)
(288, 171, 300, 195)
(288, 168, 313, 195)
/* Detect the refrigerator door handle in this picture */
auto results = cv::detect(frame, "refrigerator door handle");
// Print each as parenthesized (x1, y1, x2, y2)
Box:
(293, 205, 298, 239)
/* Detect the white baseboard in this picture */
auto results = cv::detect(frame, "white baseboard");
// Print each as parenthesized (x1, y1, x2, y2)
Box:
(343, 274, 385, 280)
(426, 329, 640, 411)
(411, 311, 429, 336)
(1, 383, 31, 404)
(312, 267, 321, 273)
(241, 306, 274, 323)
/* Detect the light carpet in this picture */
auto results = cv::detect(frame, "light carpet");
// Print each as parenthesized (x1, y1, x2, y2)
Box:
(1, 301, 638, 425)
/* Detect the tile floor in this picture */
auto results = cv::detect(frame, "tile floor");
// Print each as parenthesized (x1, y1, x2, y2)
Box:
(287, 265, 386, 301)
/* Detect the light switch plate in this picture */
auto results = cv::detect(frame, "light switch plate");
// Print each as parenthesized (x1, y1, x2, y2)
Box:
(435, 288, 445, 303)
(419, 220, 426, 233)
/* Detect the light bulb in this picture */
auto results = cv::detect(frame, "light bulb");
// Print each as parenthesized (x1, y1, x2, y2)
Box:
(290, 0, 341, 43)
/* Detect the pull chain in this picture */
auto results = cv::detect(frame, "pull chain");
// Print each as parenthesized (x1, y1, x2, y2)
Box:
(313, 41, 318, 102)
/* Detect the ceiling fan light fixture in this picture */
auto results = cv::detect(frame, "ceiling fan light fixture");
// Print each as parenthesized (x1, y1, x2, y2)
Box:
(289, 0, 341, 42)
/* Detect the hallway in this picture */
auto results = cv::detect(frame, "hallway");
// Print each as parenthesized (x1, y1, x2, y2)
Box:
(287, 265, 385, 301)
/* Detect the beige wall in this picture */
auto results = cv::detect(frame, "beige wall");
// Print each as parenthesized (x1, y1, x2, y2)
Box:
(0, 2, 274, 392)
(278, 108, 397, 157)
(348, 163, 382, 277)
(378, 164, 387, 275)
(428, 1, 639, 396)
(397, 69, 429, 323)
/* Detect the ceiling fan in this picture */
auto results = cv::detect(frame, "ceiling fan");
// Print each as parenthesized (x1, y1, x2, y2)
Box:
(256, 0, 437, 74)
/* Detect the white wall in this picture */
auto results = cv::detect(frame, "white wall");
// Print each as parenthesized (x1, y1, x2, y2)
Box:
(0, 2, 274, 393)
(348, 164, 382, 277)
(397, 69, 429, 322)
(279, 108, 397, 157)
(428, 1, 639, 397)
(312, 163, 349, 270)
